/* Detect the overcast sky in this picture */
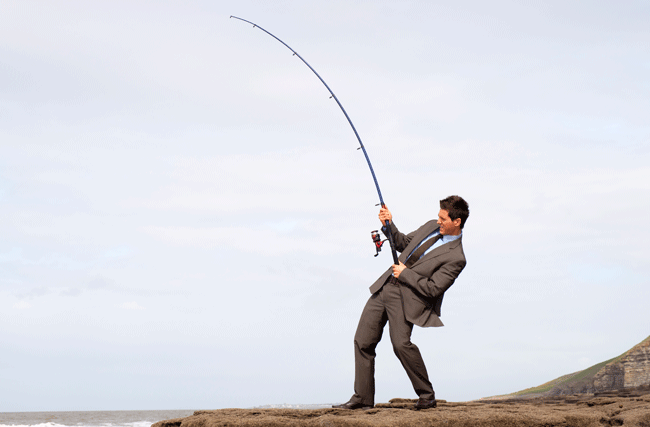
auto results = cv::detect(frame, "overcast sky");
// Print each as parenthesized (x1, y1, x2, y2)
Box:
(1, 0, 649, 412)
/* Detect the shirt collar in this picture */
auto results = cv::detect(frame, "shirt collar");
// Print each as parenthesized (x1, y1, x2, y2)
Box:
(437, 230, 462, 243)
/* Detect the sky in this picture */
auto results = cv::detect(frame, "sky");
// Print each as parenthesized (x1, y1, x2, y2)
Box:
(1, 0, 649, 412)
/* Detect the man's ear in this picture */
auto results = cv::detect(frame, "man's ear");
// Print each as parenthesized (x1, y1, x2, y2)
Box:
(453, 218, 462, 227)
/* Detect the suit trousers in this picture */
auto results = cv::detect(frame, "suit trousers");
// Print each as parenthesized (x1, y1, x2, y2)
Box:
(351, 277, 434, 406)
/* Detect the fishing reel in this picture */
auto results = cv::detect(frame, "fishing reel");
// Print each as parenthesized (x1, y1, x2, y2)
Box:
(371, 230, 388, 257)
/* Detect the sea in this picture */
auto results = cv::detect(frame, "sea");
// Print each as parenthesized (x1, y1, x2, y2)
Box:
(0, 406, 334, 427)
(0, 410, 196, 427)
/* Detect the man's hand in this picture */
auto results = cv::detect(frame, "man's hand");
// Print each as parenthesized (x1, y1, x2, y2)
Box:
(378, 206, 392, 225)
(392, 261, 406, 278)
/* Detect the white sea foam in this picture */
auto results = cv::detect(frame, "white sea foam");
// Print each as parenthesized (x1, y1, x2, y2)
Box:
(0, 423, 155, 427)
(0, 410, 194, 427)
(1, 424, 69, 427)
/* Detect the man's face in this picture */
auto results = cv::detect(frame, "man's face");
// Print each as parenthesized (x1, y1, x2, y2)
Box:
(437, 209, 462, 236)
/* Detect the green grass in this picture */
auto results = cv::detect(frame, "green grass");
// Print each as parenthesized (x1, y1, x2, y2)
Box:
(513, 358, 617, 396)
(509, 335, 650, 397)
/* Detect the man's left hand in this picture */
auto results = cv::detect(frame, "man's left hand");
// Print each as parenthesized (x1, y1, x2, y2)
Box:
(392, 261, 407, 278)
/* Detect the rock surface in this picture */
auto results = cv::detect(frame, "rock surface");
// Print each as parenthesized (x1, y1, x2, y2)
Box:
(622, 337, 650, 388)
(152, 386, 650, 427)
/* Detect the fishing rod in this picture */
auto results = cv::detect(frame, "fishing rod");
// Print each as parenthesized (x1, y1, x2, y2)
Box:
(231, 15, 399, 264)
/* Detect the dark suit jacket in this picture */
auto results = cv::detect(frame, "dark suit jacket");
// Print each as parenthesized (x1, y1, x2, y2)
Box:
(369, 220, 466, 328)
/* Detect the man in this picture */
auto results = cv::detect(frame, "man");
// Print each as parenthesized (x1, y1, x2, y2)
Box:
(333, 195, 469, 410)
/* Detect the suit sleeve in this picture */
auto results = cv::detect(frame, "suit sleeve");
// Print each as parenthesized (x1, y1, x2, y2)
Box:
(382, 222, 416, 253)
(398, 257, 466, 299)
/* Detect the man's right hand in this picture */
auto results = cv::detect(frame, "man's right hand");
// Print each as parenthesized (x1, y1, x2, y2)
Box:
(378, 206, 392, 225)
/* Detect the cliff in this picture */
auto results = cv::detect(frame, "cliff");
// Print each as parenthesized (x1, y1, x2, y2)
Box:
(512, 335, 650, 397)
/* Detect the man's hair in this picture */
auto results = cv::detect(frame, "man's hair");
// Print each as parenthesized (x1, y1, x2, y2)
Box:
(439, 195, 469, 229)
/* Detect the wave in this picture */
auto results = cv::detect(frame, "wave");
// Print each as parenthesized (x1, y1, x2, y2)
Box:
(0, 423, 155, 427)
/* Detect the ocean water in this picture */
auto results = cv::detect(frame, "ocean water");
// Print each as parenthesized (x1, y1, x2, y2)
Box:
(0, 410, 196, 427)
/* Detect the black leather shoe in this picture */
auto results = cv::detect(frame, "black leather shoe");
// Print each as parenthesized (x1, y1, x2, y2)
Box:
(415, 398, 437, 410)
(332, 400, 373, 410)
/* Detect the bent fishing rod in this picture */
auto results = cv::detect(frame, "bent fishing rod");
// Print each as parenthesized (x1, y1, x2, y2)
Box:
(231, 15, 399, 264)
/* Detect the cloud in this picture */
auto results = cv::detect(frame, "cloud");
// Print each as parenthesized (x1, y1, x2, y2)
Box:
(13, 301, 32, 310)
(120, 301, 146, 310)
(13, 286, 50, 300)
(141, 223, 361, 256)
(126, 149, 369, 215)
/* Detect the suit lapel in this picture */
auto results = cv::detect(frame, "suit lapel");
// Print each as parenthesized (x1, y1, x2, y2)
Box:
(399, 223, 441, 263)
(413, 235, 462, 266)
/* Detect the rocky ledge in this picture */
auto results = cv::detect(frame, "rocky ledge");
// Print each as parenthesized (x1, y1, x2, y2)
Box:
(153, 385, 650, 427)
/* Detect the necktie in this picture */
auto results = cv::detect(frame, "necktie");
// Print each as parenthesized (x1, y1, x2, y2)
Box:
(404, 234, 442, 268)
